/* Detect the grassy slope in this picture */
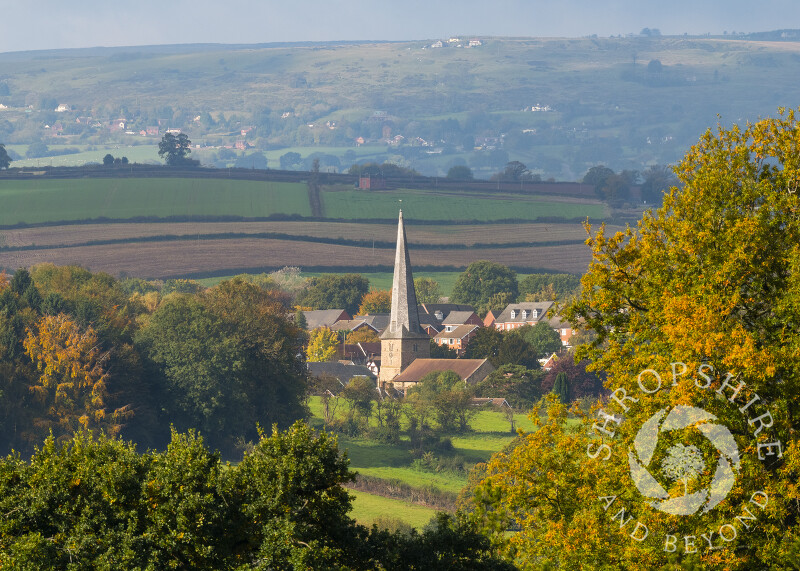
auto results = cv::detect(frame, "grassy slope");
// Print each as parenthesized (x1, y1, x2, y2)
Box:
(348, 490, 437, 529)
(0, 178, 310, 225)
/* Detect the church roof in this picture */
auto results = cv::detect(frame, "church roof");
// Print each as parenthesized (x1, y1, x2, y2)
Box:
(382, 210, 427, 340)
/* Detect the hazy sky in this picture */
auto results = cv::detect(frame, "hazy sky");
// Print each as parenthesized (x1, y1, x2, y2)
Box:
(2, 0, 799, 53)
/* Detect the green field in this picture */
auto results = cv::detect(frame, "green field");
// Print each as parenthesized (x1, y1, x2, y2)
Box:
(348, 490, 438, 530)
(321, 188, 606, 221)
(306, 395, 544, 528)
(0, 178, 311, 225)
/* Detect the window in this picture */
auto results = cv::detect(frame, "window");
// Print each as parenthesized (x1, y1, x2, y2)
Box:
(446, 325, 454, 332)
(510, 309, 517, 318)
(532, 309, 539, 318)
(413, 343, 418, 352)
(522, 309, 529, 319)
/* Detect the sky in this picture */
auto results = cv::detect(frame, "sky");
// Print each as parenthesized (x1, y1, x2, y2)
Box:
(2, 0, 799, 53)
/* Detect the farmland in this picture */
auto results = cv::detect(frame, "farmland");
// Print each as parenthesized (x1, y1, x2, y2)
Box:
(0, 173, 614, 278)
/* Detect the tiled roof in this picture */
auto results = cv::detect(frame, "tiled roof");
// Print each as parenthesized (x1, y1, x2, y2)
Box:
(301, 309, 350, 330)
(392, 358, 493, 385)
(442, 311, 478, 325)
(307, 362, 376, 385)
(433, 324, 479, 341)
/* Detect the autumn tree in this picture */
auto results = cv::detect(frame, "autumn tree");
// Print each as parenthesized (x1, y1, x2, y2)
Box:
(24, 314, 132, 441)
(358, 289, 391, 314)
(472, 110, 800, 568)
(343, 328, 380, 344)
(306, 326, 339, 362)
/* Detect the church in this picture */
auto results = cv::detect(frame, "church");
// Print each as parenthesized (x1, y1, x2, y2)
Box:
(378, 211, 494, 392)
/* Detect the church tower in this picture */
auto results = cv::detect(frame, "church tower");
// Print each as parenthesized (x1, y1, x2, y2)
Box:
(379, 210, 430, 386)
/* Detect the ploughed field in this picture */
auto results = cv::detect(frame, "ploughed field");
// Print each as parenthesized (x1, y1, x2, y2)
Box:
(0, 176, 612, 277)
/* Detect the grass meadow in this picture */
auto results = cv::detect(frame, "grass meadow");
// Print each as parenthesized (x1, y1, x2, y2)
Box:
(0, 178, 311, 225)
(306, 395, 545, 529)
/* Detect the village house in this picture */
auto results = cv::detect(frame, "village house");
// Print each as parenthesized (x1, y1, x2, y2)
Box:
(490, 301, 554, 330)
(433, 324, 480, 356)
(489, 301, 574, 346)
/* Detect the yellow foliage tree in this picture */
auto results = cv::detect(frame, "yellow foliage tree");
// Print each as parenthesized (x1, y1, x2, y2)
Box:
(307, 327, 340, 362)
(358, 290, 391, 315)
(471, 110, 800, 568)
(24, 314, 131, 441)
(343, 328, 380, 344)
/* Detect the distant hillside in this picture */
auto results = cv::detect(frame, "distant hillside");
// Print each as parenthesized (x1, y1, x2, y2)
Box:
(1, 35, 799, 179)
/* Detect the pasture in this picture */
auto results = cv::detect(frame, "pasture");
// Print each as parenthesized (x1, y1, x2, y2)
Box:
(0, 178, 311, 225)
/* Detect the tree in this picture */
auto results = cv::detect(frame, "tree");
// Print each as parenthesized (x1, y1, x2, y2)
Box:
(158, 132, 195, 166)
(343, 328, 380, 344)
(541, 356, 603, 400)
(451, 261, 518, 316)
(25, 141, 49, 159)
(446, 165, 474, 180)
(0, 143, 10, 169)
(358, 289, 391, 314)
(464, 327, 504, 363)
(296, 273, 369, 315)
(518, 321, 563, 357)
(660, 443, 704, 495)
(103, 153, 114, 166)
(493, 160, 535, 182)
(551, 371, 570, 403)
(306, 326, 339, 362)
(473, 364, 543, 410)
(640, 163, 678, 204)
(279, 151, 302, 170)
(24, 314, 132, 441)
(474, 110, 800, 568)
(410, 370, 475, 433)
(414, 277, 442, 304)
(496, 331, 539, 369)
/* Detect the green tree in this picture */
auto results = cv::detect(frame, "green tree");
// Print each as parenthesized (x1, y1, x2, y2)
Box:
(158, 132, 195, 166)
(473, 364, 543, 410)
(640, 163, 678, 204)
(464, 326, 504, 363)
(102, 153, 114, 166)
(414, 277, 442, 304)
(451, 261, 518, 316)
(0, 143, 10, 169)
(446, 165, 474, 180)
(551, 371, 569, 402)
(518, 321, 563, 357)
(279, 151, 302, 170)
(496, 330, 539, 369)
(411, 370, 475, 433)
(25, 141, 49, 159)
(296, 273, 369, 315)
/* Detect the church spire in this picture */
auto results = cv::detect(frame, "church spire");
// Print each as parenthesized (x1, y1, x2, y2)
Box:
(378, 210, 430, 386)
(383, 210, 424, 338)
